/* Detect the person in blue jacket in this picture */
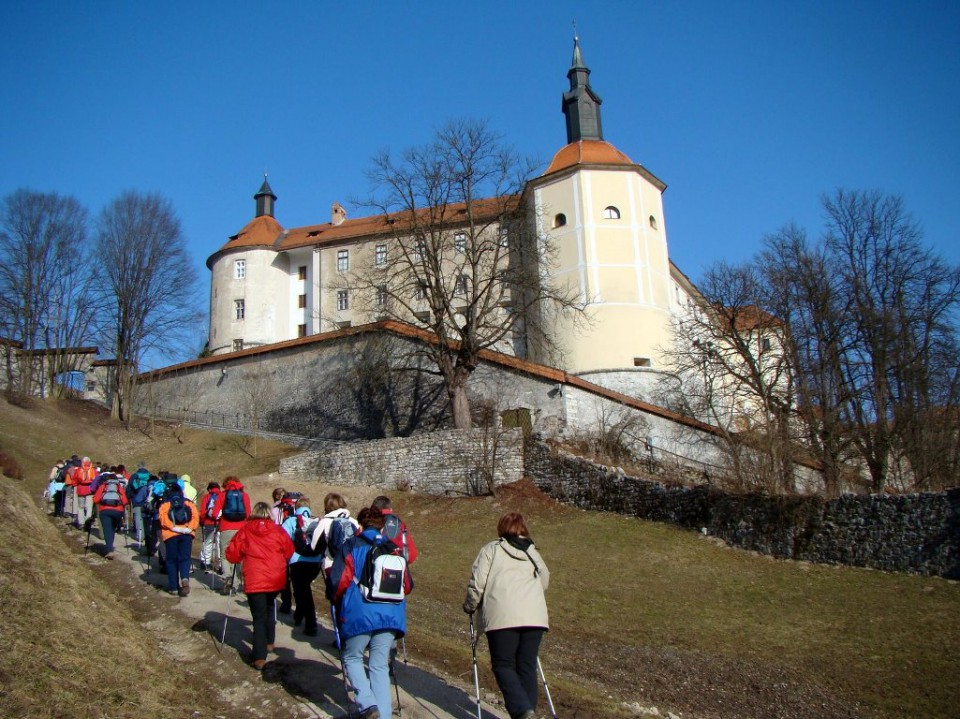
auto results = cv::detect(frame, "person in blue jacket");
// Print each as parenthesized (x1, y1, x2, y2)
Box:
(329, 507, 409, 719)
(280, 497, 323, 636)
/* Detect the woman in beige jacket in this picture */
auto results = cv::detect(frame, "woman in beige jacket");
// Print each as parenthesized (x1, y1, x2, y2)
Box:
(463, 512, 549, 719)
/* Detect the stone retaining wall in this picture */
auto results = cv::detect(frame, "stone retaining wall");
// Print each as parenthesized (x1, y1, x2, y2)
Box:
(525, 438, 960, 578)
(280, 428, 524, 496)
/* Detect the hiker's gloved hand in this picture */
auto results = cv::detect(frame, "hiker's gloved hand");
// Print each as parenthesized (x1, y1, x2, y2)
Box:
(173, 526, 191, 534)
(463, 603, 474, 615)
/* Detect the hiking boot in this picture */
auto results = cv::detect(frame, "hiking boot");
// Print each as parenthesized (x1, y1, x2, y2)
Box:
(104, 552, 115, 560)
(266, 644, 275, 652)
(358, 707, 380, 719)
(179, 580, 190, 597)
(303, 626, 318, 637)
(250, 658, 266, 670)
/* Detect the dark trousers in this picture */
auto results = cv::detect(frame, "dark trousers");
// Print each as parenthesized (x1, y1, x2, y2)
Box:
(54, 490, 65, 516)
(98, 509, 124, 552)
(164, 534, 193, 590)
(487, 627, 545, 719)
(248, 591, 280, 661)
(290, 561, 321, 630)
(279, 570, 292, 612)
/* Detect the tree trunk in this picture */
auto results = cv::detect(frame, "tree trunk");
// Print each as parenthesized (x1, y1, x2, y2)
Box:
(449, 380, 472, 429)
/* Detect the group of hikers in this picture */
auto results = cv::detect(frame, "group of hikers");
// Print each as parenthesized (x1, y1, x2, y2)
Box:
(45, 456, 553, 719)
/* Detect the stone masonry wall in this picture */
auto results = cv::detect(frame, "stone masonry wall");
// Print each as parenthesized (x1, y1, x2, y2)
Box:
(525, 438, 960, 578)
(280, 428, 524, 496)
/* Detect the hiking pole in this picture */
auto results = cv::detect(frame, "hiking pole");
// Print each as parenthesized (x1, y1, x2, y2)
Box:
(537, 656, 558, 719)
(390, 651, 402, 716)
(468, 614, 482, 719)
(330, 604, 354, 713)
(217, 565, 238, 653)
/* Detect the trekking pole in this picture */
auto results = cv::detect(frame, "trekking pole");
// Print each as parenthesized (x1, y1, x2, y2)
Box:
(537, 656, 558, 719)
(217, 565, 238, 653)
(390, 651, 402, 716)
(468, 614, 482, 719)
(330, 604, 354, 712)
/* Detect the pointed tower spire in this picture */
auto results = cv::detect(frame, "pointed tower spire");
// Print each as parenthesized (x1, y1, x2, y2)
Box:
(562, 34, 604, 143)
(254, 174, 277, 218)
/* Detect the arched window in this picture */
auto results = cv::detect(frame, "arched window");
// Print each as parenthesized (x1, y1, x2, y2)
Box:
(553, 213, 567, 228)
(602, 206, 620, 220)
(649, 214, 658, 230)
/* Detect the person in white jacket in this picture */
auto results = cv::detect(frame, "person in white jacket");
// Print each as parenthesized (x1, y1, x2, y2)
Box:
(463, 512, 549, 719)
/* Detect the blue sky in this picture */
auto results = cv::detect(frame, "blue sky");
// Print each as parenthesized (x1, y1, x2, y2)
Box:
(3, 1, 959, 359)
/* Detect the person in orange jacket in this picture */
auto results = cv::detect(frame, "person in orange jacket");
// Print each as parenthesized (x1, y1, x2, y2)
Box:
(159, 484, 200, 597)
(71, 457, 98, 529)
(92, 472, 129, 559)
(225, 502, 295, 670)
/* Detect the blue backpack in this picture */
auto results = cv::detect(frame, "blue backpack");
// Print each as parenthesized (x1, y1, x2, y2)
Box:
(221, 489, 246, 522)
(326, 516, 356, 558)
(167, 494, 192, 525)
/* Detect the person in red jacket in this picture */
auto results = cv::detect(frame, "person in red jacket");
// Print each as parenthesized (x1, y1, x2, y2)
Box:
(196, 481, 222, 574)
(92, 472, 129, 559)
(72, 457, 98, 530)
(225, 501, 295, 670)
(211, 476, 252, 593)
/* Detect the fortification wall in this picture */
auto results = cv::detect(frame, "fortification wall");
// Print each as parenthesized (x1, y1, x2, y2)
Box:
(525, 438, 960, 578)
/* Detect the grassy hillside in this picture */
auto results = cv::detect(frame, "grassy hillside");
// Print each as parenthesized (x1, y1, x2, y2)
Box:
(2, 396, 957, 718)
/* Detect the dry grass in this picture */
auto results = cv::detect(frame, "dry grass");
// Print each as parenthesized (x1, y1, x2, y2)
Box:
(2, 396, 958, 719)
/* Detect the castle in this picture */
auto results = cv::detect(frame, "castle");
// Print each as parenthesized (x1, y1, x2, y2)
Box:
(206, 38, 701, 403)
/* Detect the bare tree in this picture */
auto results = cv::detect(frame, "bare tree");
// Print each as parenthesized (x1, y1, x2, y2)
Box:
(762, 190, 960, 493)
(347, 119, 584, 429)
(95, 191, 200, 421)
(660, 261, 799, 492)
(0, 189, 96, 398)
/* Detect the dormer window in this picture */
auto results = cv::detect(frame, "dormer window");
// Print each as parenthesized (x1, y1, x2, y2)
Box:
(553, 213, 567, 228)
(602, 206, 621, 220)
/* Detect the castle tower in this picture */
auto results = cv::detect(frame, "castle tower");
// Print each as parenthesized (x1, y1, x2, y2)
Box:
(206, 178, 289, 355)
(525, 37, 674, 394)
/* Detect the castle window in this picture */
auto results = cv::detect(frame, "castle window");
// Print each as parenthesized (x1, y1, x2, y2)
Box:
(602, 206, 621, 220)
(761, 337, 772, 352)
(415, 310, 430, 324)
(297, 294, 306, 309)
(297, 324, 307, 338)
(553, 213, 567, 228)
(336, 321, 352, 330)
(232, 339, 244, 352)
(649, 215, 658, 230)
(454, 273, 468, 297)
(234, 299, 245, 320)
(336, 290, 349, 311)
(376, 287, 388, 308)
(454, 232, 467, 254)
(375, 244, 387, 267)
(413, 239, 426, 262)
(298, 265, 307, 280)
(234, 260, 246, 279)
(416, 282, 428, 300)
(337, 249, 349, 273)
(498, 227, 510, 248)
(633, 357, 651, 367)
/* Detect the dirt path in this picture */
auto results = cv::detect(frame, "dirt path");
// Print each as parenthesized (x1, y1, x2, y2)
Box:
(62, 516, 509, 719)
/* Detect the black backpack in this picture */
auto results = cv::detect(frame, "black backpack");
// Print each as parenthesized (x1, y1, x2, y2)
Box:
(168, 494, 192, 525)
(222, 489, 246, 522)
(292, 514, 322, 557)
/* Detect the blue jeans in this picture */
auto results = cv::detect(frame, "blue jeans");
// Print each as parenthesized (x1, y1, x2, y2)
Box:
(487, 627, 544, 719)
(164, 534, 193, 590)
(132, 505, 145, 542)
(98, 509, 124, 552)
(343, 629, 397, 719)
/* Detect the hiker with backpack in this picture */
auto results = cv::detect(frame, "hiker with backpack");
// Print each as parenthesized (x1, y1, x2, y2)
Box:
(149, 472, 182, 573)
(212, 476, 251, 594)
(197, 481, 222, 573)
(371, 496, 418, 564)
(92, 472, 129, 559)
(72, 457, 98, 530)
(46, 460, 67, 517)
(127, 462, 152, 546)
(224, 501, 295, 670)
(329, 506, 412, 719)
(280, 496, 323, 636)
(159, 483, 199, 597)
(179, 473, 198, 502)
(269, 487, 287, 524)
(463, 512, 550, 719)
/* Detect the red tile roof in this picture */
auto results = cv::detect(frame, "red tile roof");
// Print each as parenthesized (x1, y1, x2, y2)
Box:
(543, 140, 635, 175)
